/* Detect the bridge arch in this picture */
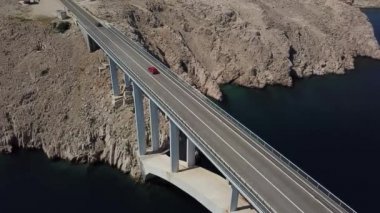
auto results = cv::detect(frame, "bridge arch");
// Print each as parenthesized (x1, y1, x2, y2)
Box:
(140, 154, 254, 213)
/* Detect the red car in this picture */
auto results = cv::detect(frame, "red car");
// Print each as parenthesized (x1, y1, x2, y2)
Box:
(148, 66, 159, 75)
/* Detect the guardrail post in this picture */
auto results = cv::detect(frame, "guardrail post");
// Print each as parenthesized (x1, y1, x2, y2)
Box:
(108, 57, 120, 96)
(132, 82, 146, 155)
(170, 120, 179, 172)
(186, 138, 195, 167)
(230, 184, 239, 212)
(149, 99, 160, 152)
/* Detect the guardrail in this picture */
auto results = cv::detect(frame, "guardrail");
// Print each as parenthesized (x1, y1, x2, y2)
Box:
(66, 5, 273, 212)
(108, 26, 356, 213)
(64, 0, 355, 211)
(95, 31, 274, 213)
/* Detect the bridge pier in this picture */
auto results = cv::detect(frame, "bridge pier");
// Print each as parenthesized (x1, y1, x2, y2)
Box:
(186, 138, 195, 167)
(108, 57, 121, 96)
(124, 73, 131, 89)
(149, 99, 160, 152)
(132, 82, 146, 155)
(87, 35, 100, 52)
(230, 184, 239, 212)
(77, 22, 99, 53)
(169, 120, 180, 172)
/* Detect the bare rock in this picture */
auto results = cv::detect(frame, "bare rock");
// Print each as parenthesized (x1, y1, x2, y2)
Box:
(0, 12, 144, 180)
(340, 0, 354, 5)
(354, 0, 380, 7)
(88, 0, 380, 100)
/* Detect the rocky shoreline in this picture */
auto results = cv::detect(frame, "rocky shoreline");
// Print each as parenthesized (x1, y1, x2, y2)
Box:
(354, 0, 380, 8)
(0, 2, 167, 179)
(79, 0, 380, 100)
(1, 0, 379, 182)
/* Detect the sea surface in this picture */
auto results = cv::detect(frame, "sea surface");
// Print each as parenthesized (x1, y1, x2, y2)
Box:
(0, 8, 379, 213)
(0, 150, 207, 213)
(218, 9, 380, 212)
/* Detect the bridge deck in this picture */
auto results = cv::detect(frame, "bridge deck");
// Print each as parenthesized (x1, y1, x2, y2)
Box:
(62, 0, 354, 212)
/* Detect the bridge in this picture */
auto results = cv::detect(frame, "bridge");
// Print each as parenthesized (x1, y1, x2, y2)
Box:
(61, 0, 356, 212)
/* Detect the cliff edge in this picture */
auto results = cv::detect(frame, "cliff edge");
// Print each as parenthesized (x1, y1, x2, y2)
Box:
(354, 0, 380, 8)
(1, 0, 379, 180)
(0, 1, 173, 179)
(82, 0, 380, 100)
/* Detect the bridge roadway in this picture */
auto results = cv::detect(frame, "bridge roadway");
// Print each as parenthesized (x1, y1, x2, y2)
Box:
(62, 0, 353, 212)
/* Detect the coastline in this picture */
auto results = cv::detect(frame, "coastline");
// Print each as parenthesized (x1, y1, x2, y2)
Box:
(1, 0, 380, 195)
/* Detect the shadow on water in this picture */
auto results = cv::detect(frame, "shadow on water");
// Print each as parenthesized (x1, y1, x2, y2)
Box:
(216, 8, 380, 212)
(0, 150, 208, 213)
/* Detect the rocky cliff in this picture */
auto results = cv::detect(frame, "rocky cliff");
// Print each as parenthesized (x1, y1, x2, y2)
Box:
(81, 0, 380, 100)
(0, 4, 170, 179)
(1, 0, 379, 180)
(354, 0, 380, 8)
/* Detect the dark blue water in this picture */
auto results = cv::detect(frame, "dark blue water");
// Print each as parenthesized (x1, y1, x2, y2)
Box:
(0, 151, 207, 213)
(365, 8, 380, 41)
(218, 9, 380, 213)
(0, 8, 379, 213)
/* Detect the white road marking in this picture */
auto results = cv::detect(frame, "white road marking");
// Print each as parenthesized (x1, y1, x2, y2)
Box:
(108, 24, 339, 213)
(64, 1, 345, 212)
(87, 23, 305, 213)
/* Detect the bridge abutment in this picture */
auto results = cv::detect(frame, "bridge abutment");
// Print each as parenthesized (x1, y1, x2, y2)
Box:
(87, 35, 100, 52)
(77, 22, 100, 53)
(133, 82, 146, 155)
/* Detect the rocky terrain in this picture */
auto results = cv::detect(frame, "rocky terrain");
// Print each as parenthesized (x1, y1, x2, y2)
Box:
(354, 0, 380, 8)
(0, 0, 169, 179)
(80, 0, 380, 100)
(0, 0, 379, 180)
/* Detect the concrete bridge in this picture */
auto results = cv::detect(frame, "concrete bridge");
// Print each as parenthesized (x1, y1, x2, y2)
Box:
(62, 0, 356, 212)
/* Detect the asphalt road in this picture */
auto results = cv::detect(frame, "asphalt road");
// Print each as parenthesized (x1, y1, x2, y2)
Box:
(61, 0, 353, 212)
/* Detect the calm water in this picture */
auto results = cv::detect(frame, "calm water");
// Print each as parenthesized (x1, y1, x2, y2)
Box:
(218, 9, 380, 212)
(0, 151, 207, 213)
(0, 8, 379, 213)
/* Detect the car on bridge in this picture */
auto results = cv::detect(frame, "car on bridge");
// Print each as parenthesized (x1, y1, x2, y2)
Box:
(148, 66, 160, 75)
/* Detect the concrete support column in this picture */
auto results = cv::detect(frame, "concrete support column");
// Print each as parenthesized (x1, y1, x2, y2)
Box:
(230, 184, 239, 212)
(186, 138, 195, 167)
(124, 73, 131, 88)
(78, 24, 99, 52)
(149, 99, 160, 152)
(170, 120, 179, 172)
(108, 57, 120, 96)
(86, 35, 100, 52)
(132, 82, 146, 155)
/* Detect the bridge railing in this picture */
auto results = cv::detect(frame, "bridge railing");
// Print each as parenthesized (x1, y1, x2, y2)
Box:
(103, 41, 274, 213)
(63, 1, 274, 211)
(110, 27, 356, 213)
(86, 26, 274, 213)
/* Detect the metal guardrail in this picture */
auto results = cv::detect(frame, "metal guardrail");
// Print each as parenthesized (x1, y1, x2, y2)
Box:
(64, 0, 355, 211)
(108, 26, 356, 213)
(96, 34, 274, 213)
(66, 5, 273, 212)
